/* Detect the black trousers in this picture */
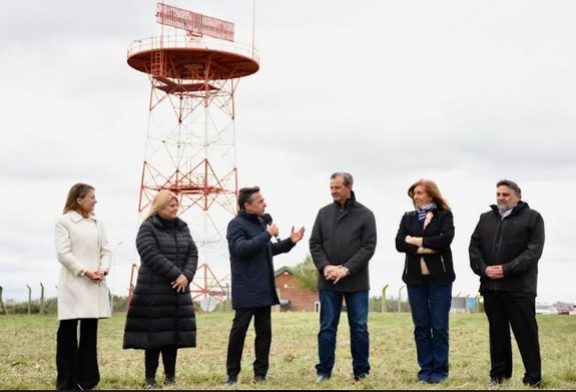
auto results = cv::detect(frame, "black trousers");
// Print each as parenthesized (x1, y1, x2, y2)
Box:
(145, 346, 178, 380)
(56, 319, 99, 390)
(483, 291, 541, 384)
(226, 306, 271, 378)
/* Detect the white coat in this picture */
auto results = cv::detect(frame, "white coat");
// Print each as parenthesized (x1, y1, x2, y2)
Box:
(55, 210, 112, 320)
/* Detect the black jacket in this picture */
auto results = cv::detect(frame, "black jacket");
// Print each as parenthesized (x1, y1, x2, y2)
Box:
(123, 216, 198, 350)
(395, 209, 456, 286)
(309, 192, 377, 292)
(469, 201, 545, 296)
(227, 211, 295, 310)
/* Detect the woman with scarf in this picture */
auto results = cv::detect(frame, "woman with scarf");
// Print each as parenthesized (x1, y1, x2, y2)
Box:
(395, 179, 455, 384)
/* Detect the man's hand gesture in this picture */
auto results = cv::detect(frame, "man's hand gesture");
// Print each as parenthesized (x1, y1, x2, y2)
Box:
(290, 226, 305, 244)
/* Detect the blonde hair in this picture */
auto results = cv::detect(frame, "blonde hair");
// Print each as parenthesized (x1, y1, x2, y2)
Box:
(407, 179, 451, 211)
(146, 190, 179, 219)
(63, 183, 95, 216)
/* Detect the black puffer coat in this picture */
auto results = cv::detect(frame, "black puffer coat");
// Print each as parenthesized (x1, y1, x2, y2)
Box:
(123, 215, 198, 350)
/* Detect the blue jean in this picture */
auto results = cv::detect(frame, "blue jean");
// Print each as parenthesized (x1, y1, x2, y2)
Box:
(407, 279, 452, 382)
(316, 290, 370, 377)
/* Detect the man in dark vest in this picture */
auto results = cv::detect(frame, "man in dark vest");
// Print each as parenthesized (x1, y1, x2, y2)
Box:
(225, 186, 305, 385)
(469, 179, 545, 387)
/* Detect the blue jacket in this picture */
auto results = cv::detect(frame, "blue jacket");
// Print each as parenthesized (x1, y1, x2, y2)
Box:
(227, 211, 295, 309)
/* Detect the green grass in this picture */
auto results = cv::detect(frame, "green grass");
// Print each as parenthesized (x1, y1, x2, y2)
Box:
(1, 312, 575, 389)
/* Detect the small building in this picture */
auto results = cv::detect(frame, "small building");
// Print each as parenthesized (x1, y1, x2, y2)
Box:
(275, 266, 318, 312)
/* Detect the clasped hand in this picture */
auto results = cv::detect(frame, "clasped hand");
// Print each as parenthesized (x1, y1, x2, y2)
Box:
(171, 274, 189, 292)
(85, 269, 106, 283)
(485, 265, 504, 280)
(323, 264, 349, 284)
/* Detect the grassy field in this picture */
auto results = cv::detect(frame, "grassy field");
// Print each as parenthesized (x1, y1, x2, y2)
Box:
(1, 312, 575, 390)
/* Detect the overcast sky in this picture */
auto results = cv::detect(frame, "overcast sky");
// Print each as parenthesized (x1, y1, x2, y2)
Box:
(1, 0, 575, 304)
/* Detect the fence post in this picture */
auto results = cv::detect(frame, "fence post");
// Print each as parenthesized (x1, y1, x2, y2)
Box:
(40, 282, 45, 315)
(0, 286, 7, 315)
(26, 284, 32, 315)
(225, 283, 230, 312)
(381, 284, 389, 313)
(398, 285, 405, 313)
(127, 263, 138, 312)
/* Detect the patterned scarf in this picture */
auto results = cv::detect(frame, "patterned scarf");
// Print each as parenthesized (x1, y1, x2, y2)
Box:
(417, 202, 437, 225)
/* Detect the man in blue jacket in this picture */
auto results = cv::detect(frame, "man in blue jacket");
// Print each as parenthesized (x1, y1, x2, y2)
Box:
(225, 186, 305, 385)
(469, 179, 545, 388)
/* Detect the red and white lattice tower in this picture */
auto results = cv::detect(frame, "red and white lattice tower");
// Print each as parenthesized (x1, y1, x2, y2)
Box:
(127, 3, 258, 308)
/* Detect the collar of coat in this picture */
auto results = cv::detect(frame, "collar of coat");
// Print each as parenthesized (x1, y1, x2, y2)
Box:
(239, 210, 262, 224)
(489, 200, 529, 218)
(148, 214, 188, 230)
(332, 190, 357, 209)
(66, 210, 97, 223)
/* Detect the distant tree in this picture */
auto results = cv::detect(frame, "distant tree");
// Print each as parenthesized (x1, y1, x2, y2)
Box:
(292, 254, 318, 291)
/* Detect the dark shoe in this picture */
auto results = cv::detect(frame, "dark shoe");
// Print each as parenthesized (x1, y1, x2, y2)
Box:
(523, 378, 542, 388)
(77, 382, 98, 390)
(489, 377, 509, 387)
(225, 376, 238, 386)
(354, 373, 368, 381)
(144, 377, 157, 389)
(253, 375, 267, 384)
(164, 375, 176, 386)
(316, 374, 331, 383)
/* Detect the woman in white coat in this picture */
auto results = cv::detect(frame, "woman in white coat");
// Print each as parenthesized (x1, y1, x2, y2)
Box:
(54, 183, 112, 390)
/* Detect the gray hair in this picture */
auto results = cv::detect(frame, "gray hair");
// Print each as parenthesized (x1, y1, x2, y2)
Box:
(497, 179, 522, 198)
(330, 172, 354, 187)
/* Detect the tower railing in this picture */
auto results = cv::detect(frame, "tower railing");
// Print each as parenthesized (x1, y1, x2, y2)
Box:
(127, 35, 260, 64)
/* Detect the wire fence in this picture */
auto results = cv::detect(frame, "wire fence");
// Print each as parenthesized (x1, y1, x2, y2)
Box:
(0, 283, 482, 316)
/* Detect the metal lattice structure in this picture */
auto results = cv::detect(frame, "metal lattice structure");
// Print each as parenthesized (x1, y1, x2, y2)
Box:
(127, 3, 259, 308)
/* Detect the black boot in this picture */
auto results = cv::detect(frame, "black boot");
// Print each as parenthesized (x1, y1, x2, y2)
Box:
(144, 377, 156, 389)
(165, 374, 176, 386)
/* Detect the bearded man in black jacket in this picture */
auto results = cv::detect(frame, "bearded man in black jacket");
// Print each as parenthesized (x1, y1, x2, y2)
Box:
(469, 179, 545, 388)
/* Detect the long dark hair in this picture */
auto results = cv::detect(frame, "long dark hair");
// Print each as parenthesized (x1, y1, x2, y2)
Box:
(63, 183, 95, 215)
(407, 179, 451, 211)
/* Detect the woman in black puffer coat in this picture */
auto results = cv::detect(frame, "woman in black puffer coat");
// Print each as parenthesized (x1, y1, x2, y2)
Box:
(123, 190, 198, 388)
